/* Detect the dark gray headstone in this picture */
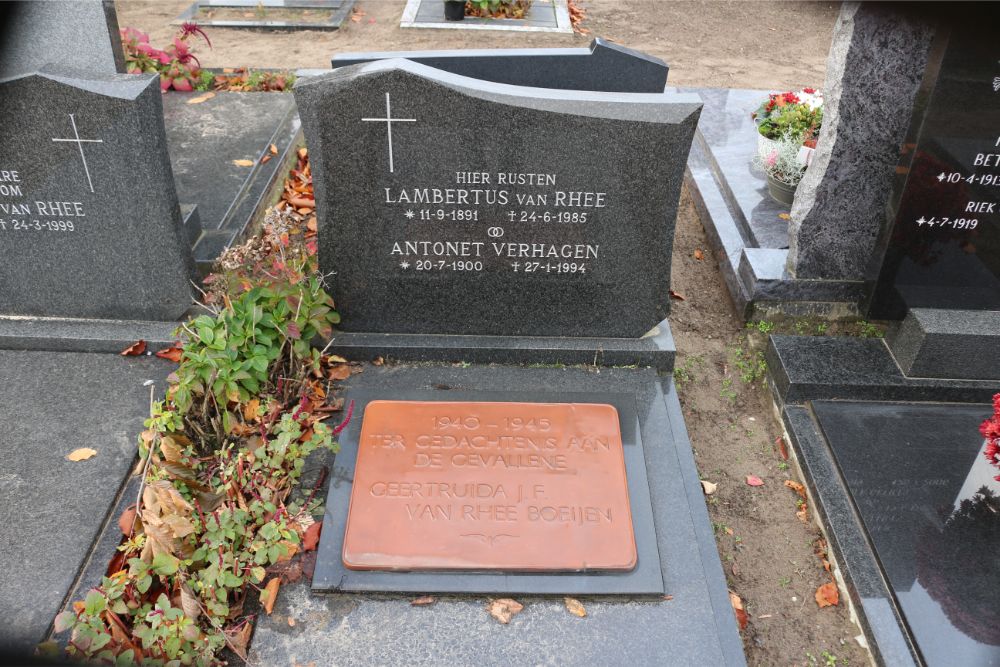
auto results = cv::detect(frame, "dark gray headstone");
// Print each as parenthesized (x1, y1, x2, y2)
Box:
(0, 68, 195, 320)
(331, 38, 669, 93)
(0, 1, 125, 79)
(787, 2, 935, 280)
(295, 59, 700, 338)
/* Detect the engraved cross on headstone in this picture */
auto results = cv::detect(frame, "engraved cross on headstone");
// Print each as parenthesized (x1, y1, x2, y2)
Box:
(51, 113, 103, 193)
(361, 93, 416, 174)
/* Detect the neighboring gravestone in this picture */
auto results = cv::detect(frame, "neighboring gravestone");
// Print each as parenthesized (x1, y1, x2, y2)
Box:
(786, 2, 936, 280)
(295, 59, 700, 338)
(0, 68, 195, 320)
(331, 38, 669, 93)
(0, 1, 125, 79)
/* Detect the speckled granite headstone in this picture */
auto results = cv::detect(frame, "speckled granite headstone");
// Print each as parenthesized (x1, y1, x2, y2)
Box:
(295, 59, 700, 337)
(0, 68, 195, 320)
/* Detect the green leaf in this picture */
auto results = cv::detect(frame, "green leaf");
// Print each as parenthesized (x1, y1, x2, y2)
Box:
(84, 590, 107, 616)
(53, 611, 76, 633)
(137, 574, 152, 593)
(151, 552, 180, 576)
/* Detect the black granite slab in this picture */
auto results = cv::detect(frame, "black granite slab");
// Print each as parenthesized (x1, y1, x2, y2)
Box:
(162, 91, 299, 274)
(766, 334, 1000, 407)
(322, 316, 675, 371)
(313, 388, 663, 595)
(0, 68, 195, 321)
(173, 0, 355, 30)
(869, 16, 1000, 319)
(332, 38, 668, 93)
(0, 350, 171, 655)
(295, 60, 700, 338)
(249, 364, 746, 666)
(811, 400, 999, 667)
(887, 308, 1000, 381)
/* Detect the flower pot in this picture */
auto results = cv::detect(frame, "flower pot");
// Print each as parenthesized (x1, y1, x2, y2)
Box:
(766, 174, 797, 206)
(444, 0, 465, 20)
(757, 131, 814, 168)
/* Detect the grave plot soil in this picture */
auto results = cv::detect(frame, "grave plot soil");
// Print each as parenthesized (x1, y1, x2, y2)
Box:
(671, 188, 868, 667)
(116, 0, 838, 90)
(116, 2, 866, 664)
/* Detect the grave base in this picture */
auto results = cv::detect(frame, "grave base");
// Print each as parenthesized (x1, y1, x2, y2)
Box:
(322, 318, 676, 372)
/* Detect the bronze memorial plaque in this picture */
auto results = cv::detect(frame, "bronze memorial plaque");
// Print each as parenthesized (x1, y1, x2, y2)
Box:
(342, 401, 637, 572)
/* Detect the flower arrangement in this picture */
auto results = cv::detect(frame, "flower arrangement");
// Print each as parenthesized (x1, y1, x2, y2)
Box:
(121, 23, 211, 92)
(753, 131, 807, 187)
(980, 393, 1000, 482)
(753, 88, 824, 146)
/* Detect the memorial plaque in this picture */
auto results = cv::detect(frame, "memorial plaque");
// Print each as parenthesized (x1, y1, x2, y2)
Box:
(869, 18, 1000, 318)
(0, 68, 195, 320)
(294, 59, 700, 338)
(342, 400, 636, 572)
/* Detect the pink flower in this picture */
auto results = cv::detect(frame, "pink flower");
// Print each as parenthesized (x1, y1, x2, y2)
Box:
(766, 151, 778, 167)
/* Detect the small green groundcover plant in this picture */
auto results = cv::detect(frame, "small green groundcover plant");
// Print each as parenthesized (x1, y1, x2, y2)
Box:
(41, 209, 350, 666)
(465, 0, 533, 19)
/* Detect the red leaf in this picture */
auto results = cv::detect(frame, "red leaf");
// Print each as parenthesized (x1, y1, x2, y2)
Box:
(776, 436, 789, 460)
(815, 582, 840, 607)
(121, 339, 146, 356)
(155, 343, 184, 363)
(303, 521, 322, 552)
(668, 290, 685, 301)
(746, 475, 764, 487)
(118, 505, 137, 536)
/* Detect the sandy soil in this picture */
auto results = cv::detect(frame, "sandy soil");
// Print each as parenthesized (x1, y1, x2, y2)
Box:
(116, 0, 838, 90)
(116, 2, 866, 664)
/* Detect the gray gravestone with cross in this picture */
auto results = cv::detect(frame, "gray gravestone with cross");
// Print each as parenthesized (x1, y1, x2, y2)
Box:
(0, 68, 195, 321)
(295, 59, 700, 339)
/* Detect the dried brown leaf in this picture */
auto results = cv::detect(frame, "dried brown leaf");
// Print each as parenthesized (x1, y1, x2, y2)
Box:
(783, 480, 806, 498)
(411, 595, 436, 606)
(328, 364, 351, 381)
(186, 92, 215, 104)
(564, 597, 586, 618)
(155, 344, 183, 363)
(729, 591, 749, 630)
(120, 340, 146, 356)
(815, 581, 839, 608)
(302, 520, 322, 552)
(700, 480, 717, 495)
(668, 289, 685, 301)
(66, 448, 97, 462)
(746, 475, 764, 487)
(694, 248, 704, 260)
(261, 577, 280, 615)
(486, 598, 523, 624)
(233, 159, 254, 167)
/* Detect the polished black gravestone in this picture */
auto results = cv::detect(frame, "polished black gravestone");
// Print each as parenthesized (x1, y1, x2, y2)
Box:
(810, 401, 1000, 667)
(869, 18, 1000, 319)
(332, 38, 669, 93)
(295, 59, 700, 340)
(0, 68, 195, 321)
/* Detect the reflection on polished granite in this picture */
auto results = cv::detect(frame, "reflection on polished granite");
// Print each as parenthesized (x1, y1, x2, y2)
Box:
(675, 87, 789, 250)
(813, 401, 1000, 667)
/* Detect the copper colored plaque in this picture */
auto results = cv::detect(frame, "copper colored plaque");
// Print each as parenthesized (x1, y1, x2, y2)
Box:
(342, 401, 636, 572)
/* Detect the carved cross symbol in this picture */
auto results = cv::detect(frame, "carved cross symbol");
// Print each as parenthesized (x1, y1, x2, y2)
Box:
(362, 93, 416, 174)
(51, 114, 103, 193)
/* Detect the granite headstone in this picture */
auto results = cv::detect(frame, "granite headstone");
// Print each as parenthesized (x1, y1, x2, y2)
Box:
(0, 68, 195, 320)
(295, 59, 700, 338)
(331, 38, 669, 93)
(786, 2, 935, 281)
(0, 1, 125, 79)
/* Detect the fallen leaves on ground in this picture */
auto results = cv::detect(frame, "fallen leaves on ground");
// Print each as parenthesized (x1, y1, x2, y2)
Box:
(778, 212, 791, 220)
(486, 598, 523, 624)
(350, 8, 365, 22)
(694, 248, 705, 260)
(815, 582, 840, 608)
(783, 480, 806, 498)
(154, 343, 183, 363)
(186, 92, 215, 104)
(729, 591, 748, 630)
(700, 480, 718, 495)
(669, 289, 686, 301)
(746, 475, 764, 487)
(302, 520, 322, 552)
(121, 340, 146, 356)
(328, 363, 352, 381)
(411, 596, 436, 606)
(261, 577, 281, 615)
(564, 597, 586, 618)
(118, 505, 136, 536)
(232, 159, 254, 167)
(568, 0, 589, 33)
(224, 622, 253, 661)
(66, 447, 97, 462)
(776, 436, 789, 460)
